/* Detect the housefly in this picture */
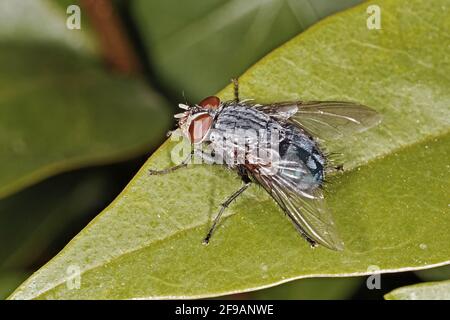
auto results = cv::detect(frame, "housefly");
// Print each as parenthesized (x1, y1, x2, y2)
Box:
(149, 79, 381, 250)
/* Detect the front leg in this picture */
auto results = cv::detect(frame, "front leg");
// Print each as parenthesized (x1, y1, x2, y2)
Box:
(148, 149, 193, 175)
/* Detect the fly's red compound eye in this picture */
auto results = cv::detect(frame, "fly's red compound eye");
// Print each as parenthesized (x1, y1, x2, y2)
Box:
(199, 96, 220, 109)
(188, 113, 213, 143)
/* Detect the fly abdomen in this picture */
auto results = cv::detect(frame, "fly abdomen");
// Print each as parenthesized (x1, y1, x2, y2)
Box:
(279, 124, 325, 189)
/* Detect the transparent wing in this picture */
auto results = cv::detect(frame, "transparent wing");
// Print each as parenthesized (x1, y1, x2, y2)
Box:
(255, 101, 381, 140)
(253, 102, 299, 121)
(250, 159, 344, 251)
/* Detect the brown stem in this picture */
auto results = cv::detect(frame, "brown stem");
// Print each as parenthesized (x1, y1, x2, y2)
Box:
(80, 0, 141, 74)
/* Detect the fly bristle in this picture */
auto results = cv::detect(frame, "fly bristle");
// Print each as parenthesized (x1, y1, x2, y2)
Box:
(323, 150, 344, 171)
(174, 112, 187, 119)
(321, 186, 330, 197)
(319, 179, 328, 189)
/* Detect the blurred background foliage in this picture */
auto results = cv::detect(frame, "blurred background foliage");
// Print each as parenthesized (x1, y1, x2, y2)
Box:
(0, 0, 446, 299)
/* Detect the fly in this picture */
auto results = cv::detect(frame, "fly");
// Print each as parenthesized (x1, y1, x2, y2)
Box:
(149, 79, 382, 251)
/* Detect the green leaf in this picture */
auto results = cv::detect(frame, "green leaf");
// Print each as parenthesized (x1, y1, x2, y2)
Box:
(248, 277, 361, 300)
(132, 0, 363, 101)
(0, 168, 123, 271)
(416, 265, 450, 282)
(0, 0, 171, 198)
(0, 271, 28, 300)
(385, 280, 450, 300)
(0, 0, 95, 53)
(10, 0, 450, 299)
(0, 166, 127, 299)
(0, 43, 170, 198)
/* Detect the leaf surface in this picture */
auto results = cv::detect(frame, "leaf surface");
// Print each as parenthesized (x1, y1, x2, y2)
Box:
(0, 0, 171, 198)
(10, 0, 450, 299)
(133, 0, 364, 101)
(385, 280, 450, 300)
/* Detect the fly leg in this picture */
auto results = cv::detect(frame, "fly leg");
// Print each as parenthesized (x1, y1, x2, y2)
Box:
(232, 78, 239, 102)
(203, 176, 251, 245)
(148, 149, 193, 175)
